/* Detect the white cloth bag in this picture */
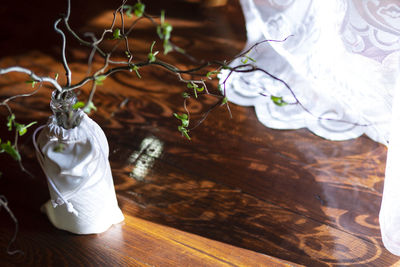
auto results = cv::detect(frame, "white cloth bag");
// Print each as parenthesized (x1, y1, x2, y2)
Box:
(34, 111, 124, 234)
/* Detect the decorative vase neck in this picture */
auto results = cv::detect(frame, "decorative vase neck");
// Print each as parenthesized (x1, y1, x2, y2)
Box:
(50, 90, 81, 129)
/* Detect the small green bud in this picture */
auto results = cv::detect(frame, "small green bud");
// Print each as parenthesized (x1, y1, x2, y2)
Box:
(271, 95, 288, 106)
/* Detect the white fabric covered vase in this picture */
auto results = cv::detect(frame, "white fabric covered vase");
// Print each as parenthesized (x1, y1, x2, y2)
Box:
(33, 110, 124, 234)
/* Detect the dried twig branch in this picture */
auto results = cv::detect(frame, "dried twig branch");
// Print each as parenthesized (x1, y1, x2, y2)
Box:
(0, 67, 61, 91)
(0, 195, 24, 256)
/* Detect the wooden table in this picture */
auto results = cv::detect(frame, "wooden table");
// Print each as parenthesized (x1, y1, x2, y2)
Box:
(0, 0, 399, 266)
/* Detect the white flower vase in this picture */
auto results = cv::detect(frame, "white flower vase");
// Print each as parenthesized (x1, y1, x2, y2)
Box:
(33, 92, 124, 234)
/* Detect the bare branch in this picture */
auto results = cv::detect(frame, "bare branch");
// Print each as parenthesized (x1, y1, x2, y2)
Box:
(54, 18, 72, 86)
(189, 96, 225, 131)
(65, 0, 71, 21)
(0, 67, 62, 91)
(0, 195, 24, 256)
(1, 82, 43, 105)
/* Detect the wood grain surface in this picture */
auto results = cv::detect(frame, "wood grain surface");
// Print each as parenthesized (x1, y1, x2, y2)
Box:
(0, 0, 399, 266)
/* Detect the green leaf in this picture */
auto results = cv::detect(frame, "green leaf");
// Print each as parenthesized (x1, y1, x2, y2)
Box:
(1, 141, 21, 161)
(271, 95, 288, 107)
(25, 80, 37, 88)
(55, 73, 59, 81)
(156, 10, 174, 55)
(160, 23, 173, 54)
(83, 101, 97, 114)
(241, 58, 249, 64)
(178, 126, 191, 140)
(173, 113, 188, 121)
(206, 70, 220, 80)
(7, 114, 15, 131)
(156, 26, 162, 40)
(72, 101, 85, 110)
(175, 47, 185, 54)
(7, 114, 37, 136)
(150, 41, 156, 53)
(174, 113, 189, 127)
(182, 92, 190, 98)
(95, 75, 107, 85)
(183, 132, 190, 140)
(133, 2, 145, 17)
(123, 2, 145, 18)
(112, 28, 122, 40)
(222, 97, 228, 105)
(15, 124, 27, 136)
(72, 101, 97, 113)
(240, 52, 256, 64)
(187, 83, 203, 98)
(130, 65, 142, 78)
(160, 10, 166, 24)
(163, 41, 173, 55)
(26, 121, 37, 130)
(148, 41, 158, 63)
(15, 121, 37, 136)
(148, 53, 156, 63)
(157, 22, 172, 41)
(123, 5, 133, 18)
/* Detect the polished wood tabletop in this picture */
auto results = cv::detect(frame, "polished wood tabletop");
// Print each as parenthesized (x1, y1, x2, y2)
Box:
(0, 0, 399, 266)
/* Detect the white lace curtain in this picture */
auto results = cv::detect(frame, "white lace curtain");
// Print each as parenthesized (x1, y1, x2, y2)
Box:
(222, 0, 400, 144)
(221, 0, 400, 255)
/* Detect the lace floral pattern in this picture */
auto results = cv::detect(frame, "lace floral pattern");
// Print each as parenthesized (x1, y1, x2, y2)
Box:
(221, 0, 400, 145)
(342, 0, 400, 62)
